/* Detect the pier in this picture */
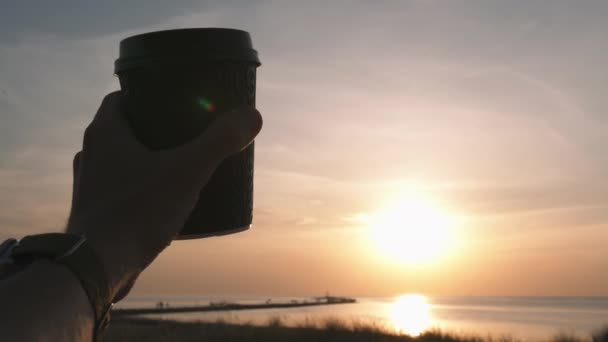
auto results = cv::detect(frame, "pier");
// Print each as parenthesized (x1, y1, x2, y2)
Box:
(112, 296, 357, 316)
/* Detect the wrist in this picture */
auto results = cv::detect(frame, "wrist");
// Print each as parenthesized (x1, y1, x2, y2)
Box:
(8, 233, 114, 340)
(66, 220, 147, 301)
(3, 258, 96, 341)
(30, 258, 96, 320)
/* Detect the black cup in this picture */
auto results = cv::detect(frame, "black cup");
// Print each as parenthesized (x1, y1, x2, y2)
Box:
(114, 28, 261, 239)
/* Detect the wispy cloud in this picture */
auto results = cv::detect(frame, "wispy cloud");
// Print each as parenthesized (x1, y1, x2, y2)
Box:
(1, 0, 607, 295)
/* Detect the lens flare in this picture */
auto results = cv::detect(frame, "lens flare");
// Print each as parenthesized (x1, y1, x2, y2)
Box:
(197, 97, 216, 112)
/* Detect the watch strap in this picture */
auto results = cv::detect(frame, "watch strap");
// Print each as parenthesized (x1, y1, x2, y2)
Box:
(11, 233, 113, 341)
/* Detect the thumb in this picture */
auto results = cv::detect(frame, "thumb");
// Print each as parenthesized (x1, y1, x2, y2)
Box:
(183, 106, 263, 165)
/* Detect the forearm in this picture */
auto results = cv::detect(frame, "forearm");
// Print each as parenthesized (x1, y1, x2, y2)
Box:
(0, 259, 94, 342)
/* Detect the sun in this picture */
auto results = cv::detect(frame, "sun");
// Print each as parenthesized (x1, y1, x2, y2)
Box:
(365, 192, 455, 265)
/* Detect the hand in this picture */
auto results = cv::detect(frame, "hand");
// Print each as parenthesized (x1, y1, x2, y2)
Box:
(66, 92, 262, 302)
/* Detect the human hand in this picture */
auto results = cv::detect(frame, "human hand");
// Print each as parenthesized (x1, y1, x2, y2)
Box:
(66, 91, 262, 302)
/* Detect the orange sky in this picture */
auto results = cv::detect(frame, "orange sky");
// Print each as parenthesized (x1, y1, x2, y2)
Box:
(1, 1, 607, 296)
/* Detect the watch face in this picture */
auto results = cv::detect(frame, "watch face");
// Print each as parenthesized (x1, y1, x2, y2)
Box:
(0, 238, 20, 280)
(11, 233, 85, 262)
(0, 238, 18, 261)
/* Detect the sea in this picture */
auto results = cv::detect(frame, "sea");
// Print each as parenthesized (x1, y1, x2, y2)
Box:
(116, 295, 608, 340)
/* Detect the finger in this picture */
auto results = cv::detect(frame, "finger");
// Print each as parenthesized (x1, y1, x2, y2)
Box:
(85, 91, 146, 152)
(182, 106, 263, 165)
(91, 91, 124, 123)
(72, 151, 82, 201)
(73, 151, 82, 177)
(84, 92, 124, 145)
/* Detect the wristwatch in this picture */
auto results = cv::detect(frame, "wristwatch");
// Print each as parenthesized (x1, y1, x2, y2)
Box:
(1, 233, 113, 342)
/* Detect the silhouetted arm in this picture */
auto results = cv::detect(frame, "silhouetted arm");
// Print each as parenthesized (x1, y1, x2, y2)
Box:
(0, 92, 262, 341)
(0, 260, 94, 341)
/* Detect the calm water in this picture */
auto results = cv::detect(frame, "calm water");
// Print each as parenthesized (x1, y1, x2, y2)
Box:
(116, 295, 608, 340)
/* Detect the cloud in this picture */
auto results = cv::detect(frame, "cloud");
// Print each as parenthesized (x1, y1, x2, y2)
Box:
(0, 0, 242, 42)
(1, 1, 607, 295)
(5, 0, 607, 235)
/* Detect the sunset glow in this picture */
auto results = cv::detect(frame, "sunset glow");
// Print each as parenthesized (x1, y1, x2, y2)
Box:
(2, 0, 607, 304)
(365, 192, 456, 265)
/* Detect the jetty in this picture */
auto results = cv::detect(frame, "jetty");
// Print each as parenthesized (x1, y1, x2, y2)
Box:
(112, 296, 356, 317)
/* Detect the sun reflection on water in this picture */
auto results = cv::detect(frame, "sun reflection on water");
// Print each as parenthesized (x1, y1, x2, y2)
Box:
(390, 294, 433, 336)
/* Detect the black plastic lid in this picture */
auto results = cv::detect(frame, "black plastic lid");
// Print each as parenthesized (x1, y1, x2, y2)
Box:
(114, 28, 260, 73)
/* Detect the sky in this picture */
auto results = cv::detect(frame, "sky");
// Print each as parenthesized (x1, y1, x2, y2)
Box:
(1, 0, 607, 297)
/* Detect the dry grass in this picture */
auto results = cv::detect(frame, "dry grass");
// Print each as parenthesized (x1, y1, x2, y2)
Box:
(104, 317, 608, 342)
